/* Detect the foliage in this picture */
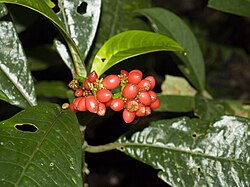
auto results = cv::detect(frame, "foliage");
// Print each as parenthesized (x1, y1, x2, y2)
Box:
(0, 0, 249, 186)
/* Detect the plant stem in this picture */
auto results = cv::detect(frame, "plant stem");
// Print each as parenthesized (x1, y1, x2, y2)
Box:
(83, 142, 123, 153)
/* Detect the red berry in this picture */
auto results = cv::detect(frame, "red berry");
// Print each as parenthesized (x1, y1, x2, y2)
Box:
(145, 106, 151, 116)
(77, 97, 87, 111)
(75, 89, 83, 97)
(148, 90, 157, 103)
(125, 100, 139, 112)
(150, 98, 160, 109)
(123, 109, 136, 123)
(138, 79, 151, 91)
(110, 98, 125, 111)
(122, 83, 138, 99)
(105, 99, 112, 107)
(96, 89, 112, 103)
(135, 103, 146, 117)
(73, 97, 82, 109)
(86, 96, 98, 113)
(145, 76, 156, 90)
(102, 75, 120, 90)
(120, 70, 129, 77)
(69, 102, 77, 113)
(138, 91, 151, 106)
(128, 71, 142, 84)
(129, 69, 143, 78)
(97, 102, 106, 116)
(88, 71, 98, 83)
(84, 79, 91, 90)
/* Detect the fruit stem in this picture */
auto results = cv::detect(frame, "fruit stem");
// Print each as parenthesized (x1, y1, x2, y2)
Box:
(83, 141, 123, 153)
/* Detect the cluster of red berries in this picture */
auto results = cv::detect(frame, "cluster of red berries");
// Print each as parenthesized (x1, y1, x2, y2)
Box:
(68, 69, 160, 123)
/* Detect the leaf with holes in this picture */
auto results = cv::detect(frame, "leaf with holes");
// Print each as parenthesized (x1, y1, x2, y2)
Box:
(136, 8, 205, 91)
(0, 4, 36, 108)
(208, 0, 250, 17)
(0, 0, 87, 77)
(56, 0, 101, 62)
(0, 103, 83, 186)
(117, 116, 250, 186)
(91, 30, 185, 77)
(87, 0, 150, 69)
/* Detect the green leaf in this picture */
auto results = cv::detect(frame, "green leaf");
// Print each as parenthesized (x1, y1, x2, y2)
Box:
(56, 0, 101, 62)
(0, 5, 37, 108)
(35, 81, 68, 99)
(157, 95, 194, 113)
(194, 94, 233, 120)
(117, 116, 250, 186)
(208, 0, 250, 17)
(0, 103, 83, 186)
(0, 3, 8, 16)
(87, 0, 150, 70)
(220, 100, 250, 118)
(136, 8, 205, 91)
(91, 30, 185, 77)
(0, 0, 87, 77)
(54, 40, 75, 75)
(44, 0, 55, 8)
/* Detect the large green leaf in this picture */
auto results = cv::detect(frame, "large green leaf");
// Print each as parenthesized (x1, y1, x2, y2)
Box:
(0, 4, 37, 108)
(0, 103, 83, 186)
(0, 0, 87, 77)
(208, 0, 250, 17)
(56, 0, 101, 74)
(117, 116, 250, 186)
(87, 0, 150, 70)
(136, 8, 205, 91)
(91, 30, 185, 77)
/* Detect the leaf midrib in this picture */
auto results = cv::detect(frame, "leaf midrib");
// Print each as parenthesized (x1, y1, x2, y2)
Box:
(120, 142, 249, 166)
(0, 63, 33, 107)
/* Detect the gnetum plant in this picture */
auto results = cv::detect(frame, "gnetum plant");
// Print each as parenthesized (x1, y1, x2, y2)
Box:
(0, 0, 249, 186)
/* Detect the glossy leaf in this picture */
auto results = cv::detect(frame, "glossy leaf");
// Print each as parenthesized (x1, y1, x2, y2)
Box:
(136, 8, 205, 91)
(54, 40, 75, 75)
(208, 0, 250, 17)
(56, 0, 101, 63)
(117, 116, 250, 186)
(0, 4, 37, 108)
(0, 103, 83, 186)
(87, 0, 150, 69)
(91, 30, 185, 77)
(0, 0, 86, 77)
(35, 81, 68, 99)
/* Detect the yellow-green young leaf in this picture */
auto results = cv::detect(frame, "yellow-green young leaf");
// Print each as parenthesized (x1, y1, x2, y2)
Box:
(0, 103, 83, 186)
(117, 116, 250, 186)
(87, 0, 150, 70)
(0, 0, 87, 77)
(208, 0, 250, 17)
(136, 8, 205, 91)
(91, 30, 185, 77)
(0, 4, 37, 108)
(43, 0, 55, 8)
